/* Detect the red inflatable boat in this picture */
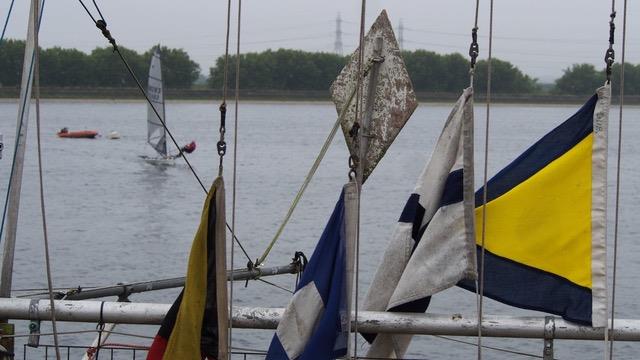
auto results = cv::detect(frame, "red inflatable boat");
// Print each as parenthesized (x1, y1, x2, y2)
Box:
(57, 128, 98, 139)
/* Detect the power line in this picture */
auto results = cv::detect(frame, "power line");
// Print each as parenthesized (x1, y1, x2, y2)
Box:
(403, 25, 640, 45)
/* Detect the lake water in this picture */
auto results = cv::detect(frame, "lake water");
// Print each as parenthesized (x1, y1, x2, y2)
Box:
(1, 98, 639, 359)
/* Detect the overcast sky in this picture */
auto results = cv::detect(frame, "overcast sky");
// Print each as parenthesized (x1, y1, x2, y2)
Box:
(3, 0, 639, 82)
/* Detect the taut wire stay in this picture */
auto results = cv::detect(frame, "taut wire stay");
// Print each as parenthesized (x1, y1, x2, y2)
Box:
(0, 0, 16, 46)
(351, 0, 367, 358)
(229, 0, 243, 356)
(609, 0, 627, 358)
(477, 0, 495, 358)
(32, 0, 61, 357)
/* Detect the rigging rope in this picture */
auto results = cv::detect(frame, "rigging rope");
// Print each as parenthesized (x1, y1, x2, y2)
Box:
(257, 278, 293, 294)
(468, 0, 480, 86)
(604, 6, 616, 84)
(609, 1, 626, 358)
(229, 0, 242, 356)
(602, 3, 617, 358)
(478, 0, 495, 358)
(0, 0, 16, 46)
(256, 84, 359, 266)
(352, 0, 367, 358)
(221, 0, 232, 103)
(433, 335, 549, 359)
(74, 0, 253, 264)
(32, 0, 60, 357)
(466, 0, 484, 357)
(94, 301, 105, 360)
(1, 328, 154, 339)
(216, 0, 233, 178)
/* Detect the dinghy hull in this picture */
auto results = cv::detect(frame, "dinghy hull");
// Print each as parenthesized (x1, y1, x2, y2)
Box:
(57, 130, 98, 139)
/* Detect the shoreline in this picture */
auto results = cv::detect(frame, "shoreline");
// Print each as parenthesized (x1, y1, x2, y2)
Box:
(0, 87, 637, 105)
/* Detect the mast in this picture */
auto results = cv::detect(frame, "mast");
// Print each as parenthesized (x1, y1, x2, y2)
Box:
(159, 45, 167, 157)
(0, 0, 40, 299)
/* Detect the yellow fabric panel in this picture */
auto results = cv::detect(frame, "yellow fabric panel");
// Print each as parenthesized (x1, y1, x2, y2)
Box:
(476, 134, 593, 288)
(163, 179, 220, 359)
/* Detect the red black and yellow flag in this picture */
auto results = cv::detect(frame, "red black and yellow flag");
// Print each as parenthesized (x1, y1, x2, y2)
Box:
(147, 177, 229, 359)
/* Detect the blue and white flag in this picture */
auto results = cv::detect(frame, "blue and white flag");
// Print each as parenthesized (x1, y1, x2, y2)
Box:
(267, 183, 358, 360)
(362, 88, 476, 358)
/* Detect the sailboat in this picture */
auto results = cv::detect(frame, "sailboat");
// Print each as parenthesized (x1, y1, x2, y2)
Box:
(1, 0, 640, 359)
(140, 47, 196, 166)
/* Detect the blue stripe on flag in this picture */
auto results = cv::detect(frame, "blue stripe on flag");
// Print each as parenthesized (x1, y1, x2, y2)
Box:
(440, 169, 464, 207)
(458, 247, 593, 325)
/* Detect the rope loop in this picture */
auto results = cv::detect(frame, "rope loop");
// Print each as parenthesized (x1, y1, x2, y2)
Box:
(608, 11, 617, 44)
(219, 102, 227, 131)
(92, 301, 106, 360)
(292, 251, 308, 273)
(605, 11, 617, 83)
(94, 19, 117, 51)
(292, 251, 307, 288)
(469, 26, 480, 69)
(97, 301, 105, 329)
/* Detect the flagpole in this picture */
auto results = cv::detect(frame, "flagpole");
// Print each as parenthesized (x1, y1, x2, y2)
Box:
(0, 0, 39, 302)
(30, 263, 302, 301)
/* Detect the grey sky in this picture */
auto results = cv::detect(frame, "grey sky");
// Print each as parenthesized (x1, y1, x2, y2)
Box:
(3, 1, 639, 82)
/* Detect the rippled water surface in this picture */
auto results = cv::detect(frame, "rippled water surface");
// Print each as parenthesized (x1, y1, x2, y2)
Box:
(1, 99, 639, 359)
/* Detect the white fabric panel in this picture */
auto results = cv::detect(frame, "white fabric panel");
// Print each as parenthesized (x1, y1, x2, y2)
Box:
(275, 282, 325, 359)
(388, 202, 474, 307)
(591, 84, 610, 328)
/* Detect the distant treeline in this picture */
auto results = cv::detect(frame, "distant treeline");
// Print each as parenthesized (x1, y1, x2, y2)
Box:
(1, 39, 639, 95)
(0, 40, 199, 88)
(208, 49, 539, 94)
(554, 63, 640, 95)
(209, 49, 640, 95)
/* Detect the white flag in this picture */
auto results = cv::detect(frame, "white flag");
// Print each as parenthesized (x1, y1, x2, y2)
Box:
(362, 88, 476, 358)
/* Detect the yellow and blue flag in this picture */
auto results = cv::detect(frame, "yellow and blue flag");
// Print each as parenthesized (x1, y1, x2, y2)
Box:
(460, 85, 610, 327)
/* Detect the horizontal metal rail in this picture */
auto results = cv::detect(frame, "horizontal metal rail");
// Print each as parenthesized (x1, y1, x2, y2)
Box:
(23, 344, 266, 360)
(41, 263, 299, 301)
(2, 298, 640, 341)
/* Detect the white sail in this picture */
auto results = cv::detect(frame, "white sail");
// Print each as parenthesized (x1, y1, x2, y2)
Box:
(146, 49, 167, 157)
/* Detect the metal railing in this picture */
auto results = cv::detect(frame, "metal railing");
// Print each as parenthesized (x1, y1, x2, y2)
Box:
(23, 344, 267, 360)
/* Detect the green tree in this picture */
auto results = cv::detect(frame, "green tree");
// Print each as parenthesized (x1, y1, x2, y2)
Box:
(611, 63, 640, 95)
(0, 39, 26, 87)
(40, 47, 91, 86)
(554, 64, 604, 95)
(401, 50, 447, 92)
(393, 51, 539, 93)
(208, 49, 347, 90)
(475, 59, 539, 94)
(88, 46, 146, 87)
